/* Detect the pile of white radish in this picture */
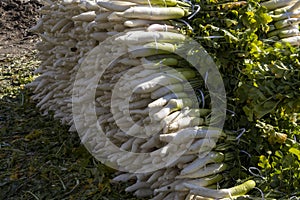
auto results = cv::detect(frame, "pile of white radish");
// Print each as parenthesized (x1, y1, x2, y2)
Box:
(262, 0, 300, 45)
(27, 0, 105, 125)
(72, 29, 256, 199)
(28, 0, 257, 199)
(27, 0, 191, 122)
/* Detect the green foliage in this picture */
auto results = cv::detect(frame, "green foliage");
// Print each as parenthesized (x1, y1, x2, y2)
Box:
(257, 139, 300, 198)
(237, 42, 300, 121)
(0, 53, 39, 98)
(190, 0, 300, 198)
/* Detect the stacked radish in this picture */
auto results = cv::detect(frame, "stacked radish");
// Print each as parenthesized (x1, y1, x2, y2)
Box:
(28, 0, 256, 199)
(263, 0, 300, 45)
(27, 0, 191, 125)
(72, 30, 256, 199)
(27, 0, 104, 125)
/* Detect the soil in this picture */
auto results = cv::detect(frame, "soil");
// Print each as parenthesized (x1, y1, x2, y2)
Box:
(0, 0, 42, 56)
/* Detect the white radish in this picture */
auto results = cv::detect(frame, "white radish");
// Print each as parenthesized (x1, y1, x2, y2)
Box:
(112, 173, 136, 182)
(148, 92, 188, 108)
(133, 70, 196, 93)
(72, 11, 96, 21)
(147, 24, 176, 32)
(125, 181, 151, 192)
(187, 138, 217, 154)
(281, 35, 300, 45)
(115, 31, 186, 44)
(274, 18, 300, 29)
(97, 1, 137, 12)
(261, 0, 298, 11)
(271, 10, 300, 21)
(114, 0, 178, 7)
(176, 163, 228, 179)
(167, 116, 204, 133)
(153, 98, 193, 121)
(155, 174, 223, 192)
(184, 180, 256, 199)
(180, 151, 225, 175)
(124, 19, 168, 27)
(151, 83, 184, 99)
(118, 6, 186, 20)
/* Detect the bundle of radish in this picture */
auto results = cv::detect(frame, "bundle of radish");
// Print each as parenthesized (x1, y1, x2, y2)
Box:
(71, 29, 256, 199)
(27, 0, 104, 125)
(27, 0, 192, 125)
(263, 0, 300, 45)
(28, 0, 259, 199)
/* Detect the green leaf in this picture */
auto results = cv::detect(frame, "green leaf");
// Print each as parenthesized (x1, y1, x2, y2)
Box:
(289, 148, 300, 161)
(258, 155, 271, 170)
(275, 150, 283, 158)
(242, 106, 254, 121)
(252, 100, 280, 119)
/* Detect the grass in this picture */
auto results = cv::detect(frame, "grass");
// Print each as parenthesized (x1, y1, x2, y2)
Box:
(0, 52, 141, 200)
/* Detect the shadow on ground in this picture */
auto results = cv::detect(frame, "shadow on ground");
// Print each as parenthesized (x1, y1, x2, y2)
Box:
(0, 53, 142, 200)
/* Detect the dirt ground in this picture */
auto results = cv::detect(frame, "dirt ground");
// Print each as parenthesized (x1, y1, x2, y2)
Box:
(0, 0, 42, 57)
